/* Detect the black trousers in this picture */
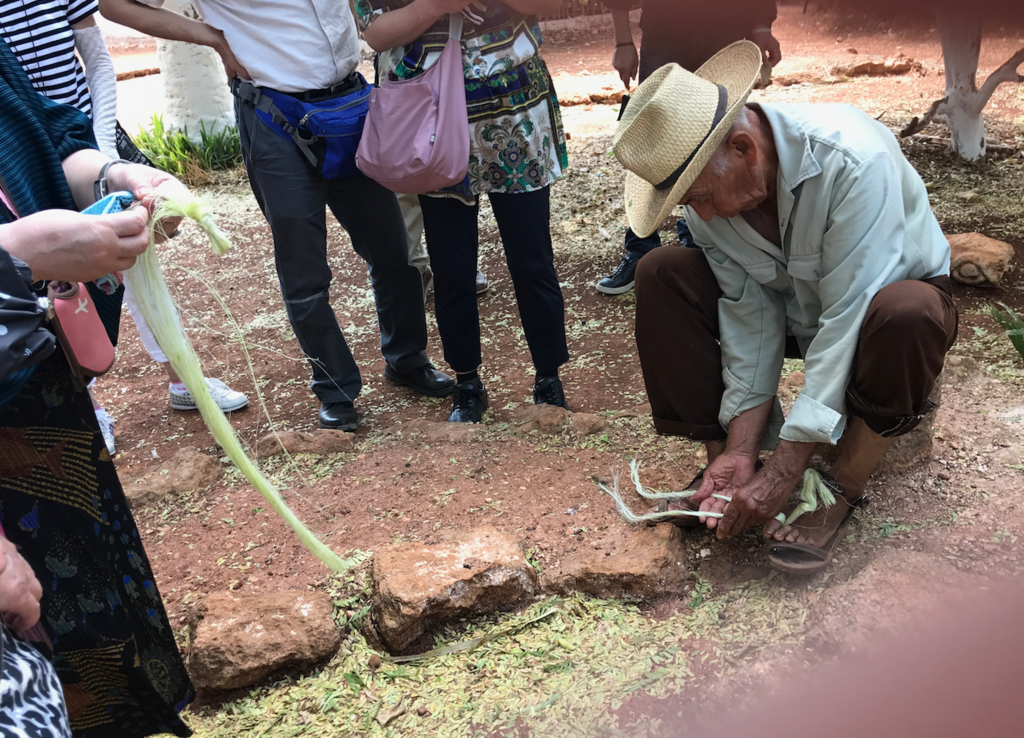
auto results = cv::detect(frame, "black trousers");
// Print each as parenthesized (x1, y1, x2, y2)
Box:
(418, 188, 569, 375)
(235, 98, 429, 404)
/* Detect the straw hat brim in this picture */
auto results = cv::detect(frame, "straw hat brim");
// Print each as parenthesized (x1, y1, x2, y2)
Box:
(623, 41, 764, 238)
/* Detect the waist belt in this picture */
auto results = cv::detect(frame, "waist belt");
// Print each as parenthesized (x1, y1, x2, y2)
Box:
(230, 78, 321, 168)
(230, 74, 372, 180)
(282, 74, 363, 102)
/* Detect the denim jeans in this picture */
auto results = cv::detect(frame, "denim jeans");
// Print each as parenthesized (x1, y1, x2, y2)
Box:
(235, 97, 429, 404)
(624, 219, 695, 257)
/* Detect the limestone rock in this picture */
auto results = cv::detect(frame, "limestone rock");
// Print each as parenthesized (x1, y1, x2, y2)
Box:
(514, 404, 571, 434)
(942, 355, 978, 381)
(189, 590, 341, 690)
(371, 526, 538, 653)
(542, 525, 687, 599)
(558, 85, 626, 107)
(784, 371, 805, 388)
(258, 429, 354, 456)
(126, 447, 223, 505)
(772, 72, 826, 87)
(948, 233, 1015, 287)
(832, 54, 923, 77)
(570, 412, 612, 437)
(397, 418, 482, 443)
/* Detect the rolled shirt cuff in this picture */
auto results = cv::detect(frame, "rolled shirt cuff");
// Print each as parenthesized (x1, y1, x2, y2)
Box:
(718, 368, 786, 450)
(779, 393, 847, 445)
(718, 367, 777, 429)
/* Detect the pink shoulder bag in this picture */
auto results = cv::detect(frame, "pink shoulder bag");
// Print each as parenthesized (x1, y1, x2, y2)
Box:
(356, 13, 470, 194)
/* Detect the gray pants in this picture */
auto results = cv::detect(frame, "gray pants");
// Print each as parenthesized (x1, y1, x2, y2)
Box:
(235, 98, 428, 404)
(398, 193, 428, 273)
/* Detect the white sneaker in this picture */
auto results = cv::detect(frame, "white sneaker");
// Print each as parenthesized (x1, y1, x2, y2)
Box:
(95, 408, 116, 455)
(169, 378, 249, 412)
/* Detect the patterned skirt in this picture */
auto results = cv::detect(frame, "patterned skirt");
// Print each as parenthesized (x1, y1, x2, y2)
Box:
(0, 352, 193, 738)
(438, 54, 569, 204)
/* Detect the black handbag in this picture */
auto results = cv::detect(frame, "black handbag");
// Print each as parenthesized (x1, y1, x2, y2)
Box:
(0, 245, 55, 387)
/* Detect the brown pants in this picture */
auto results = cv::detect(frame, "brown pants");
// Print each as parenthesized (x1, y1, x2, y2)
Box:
(635, 248, 959, 442)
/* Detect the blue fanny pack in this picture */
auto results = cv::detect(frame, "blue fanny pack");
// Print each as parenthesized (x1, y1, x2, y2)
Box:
(231, 74, 372, 179)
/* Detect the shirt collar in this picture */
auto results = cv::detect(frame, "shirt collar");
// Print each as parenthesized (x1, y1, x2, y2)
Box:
(752, 103, 822, 193)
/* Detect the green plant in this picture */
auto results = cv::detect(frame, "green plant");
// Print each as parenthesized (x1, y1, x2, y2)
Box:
(135, 114, 241, 183)
(985, 302, 1024, 362)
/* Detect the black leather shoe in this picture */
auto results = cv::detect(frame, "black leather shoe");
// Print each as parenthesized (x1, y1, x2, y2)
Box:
(319, 401, 358, 431)
(384, 361, 455, 397)
(448, 378, 488, 423)
(533, 377, 568, 409)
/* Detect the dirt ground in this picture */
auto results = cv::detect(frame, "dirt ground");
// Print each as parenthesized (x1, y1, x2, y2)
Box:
(94, 5, 1024, 736)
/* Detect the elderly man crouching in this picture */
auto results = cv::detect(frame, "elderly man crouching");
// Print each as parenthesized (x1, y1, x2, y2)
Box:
(614, 42, 958, 574)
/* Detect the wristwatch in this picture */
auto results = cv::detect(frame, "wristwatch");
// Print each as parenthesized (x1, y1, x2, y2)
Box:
(93, 159, 132, 202)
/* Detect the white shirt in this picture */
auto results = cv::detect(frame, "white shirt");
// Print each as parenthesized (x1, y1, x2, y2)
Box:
(686, 103, 950, 447)
(185, 0, 360, 93)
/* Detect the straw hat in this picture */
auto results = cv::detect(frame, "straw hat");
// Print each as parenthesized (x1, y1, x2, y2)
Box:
(613, 41, 764, 238)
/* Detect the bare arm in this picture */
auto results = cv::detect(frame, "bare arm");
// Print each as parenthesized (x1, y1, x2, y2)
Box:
(98, 0, 249, 79)
(99, 0, 219, 47)
(500, 0, 561, 15)
(362, 0, 470, 53)
(610, 9, 637, 88)
(60, 148, 114, 210)
(2, 156, 185, 281)
(611, 9, 632, 45)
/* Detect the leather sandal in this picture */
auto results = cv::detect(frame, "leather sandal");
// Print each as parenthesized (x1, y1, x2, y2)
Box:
(765, 473, 869, 575)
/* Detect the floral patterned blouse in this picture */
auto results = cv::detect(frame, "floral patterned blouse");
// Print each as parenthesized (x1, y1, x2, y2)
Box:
(356, 0, 568, 204)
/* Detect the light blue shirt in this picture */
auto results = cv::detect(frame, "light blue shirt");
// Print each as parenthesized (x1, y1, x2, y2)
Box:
(686, 103, 950, 446)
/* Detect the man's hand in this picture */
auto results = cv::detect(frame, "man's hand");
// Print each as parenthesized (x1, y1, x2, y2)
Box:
(613, 42, 639, 89)
(750, 29, 782, 67)
(714, 439, 817, 540)
(714, 465, 800, 540)
(0, 537, 43, 635)
(212, 30, 250, 82)
(689, 451, 759, 529)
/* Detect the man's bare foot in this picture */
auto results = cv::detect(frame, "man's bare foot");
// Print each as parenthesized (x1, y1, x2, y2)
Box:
(763, 494, 862, 547)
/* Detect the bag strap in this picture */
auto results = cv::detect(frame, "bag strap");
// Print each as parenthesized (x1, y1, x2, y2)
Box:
(379, 13, 462, 80)
(229, 78, 319, 168)
(449, 12, 463, 41)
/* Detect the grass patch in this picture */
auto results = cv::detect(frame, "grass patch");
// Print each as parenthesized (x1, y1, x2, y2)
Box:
(985, 302, 1024, 364)
(184, 583, 807, 738)
(136, 114, 242, 185)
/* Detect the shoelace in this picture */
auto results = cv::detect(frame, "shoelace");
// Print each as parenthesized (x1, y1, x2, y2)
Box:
(535, 379, 565, 406)
(453, 383, 482, 411)
(611, 255, 639, 279)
